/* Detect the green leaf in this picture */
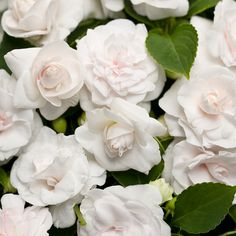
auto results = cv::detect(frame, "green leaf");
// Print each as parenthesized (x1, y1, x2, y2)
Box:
(146, 23, 198, 79)
(0, 34, 33, 72)
(148, 160, 164, 181)
(172, 183, 236, 234)
(229, 205, 236, 223)
(111, 169, 149, 186)
(187, 0, 220, 18)
(111, 161, 164, 186)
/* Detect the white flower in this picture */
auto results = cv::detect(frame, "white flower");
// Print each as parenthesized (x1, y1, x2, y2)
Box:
(100, 0, 125, 18)
(4, 41, 83, 120)
(10, 126, 106, 228)
(159, 65, 236, 148)
(77, 185, 171, 236)
(0, 70, 41, 164)
(0, 194, 52, 236)
(75, 98, 166, 173)
(1, 0, 104, 46)
(130, 0, 189, 20)
(150, 178, 173, 203)
(77, 19, 166, 111)
(163, 140, 236, 194)
(191, 0, 236, 70)
(208, 0, 236, 67)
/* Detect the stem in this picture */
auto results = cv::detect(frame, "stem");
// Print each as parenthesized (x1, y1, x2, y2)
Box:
(74, 205, 86, 226)
(154, 137, 165, 154)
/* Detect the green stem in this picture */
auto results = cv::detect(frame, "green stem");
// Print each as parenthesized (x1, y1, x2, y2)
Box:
(154, 137, 165, 154)
(74, 205, 86, 226)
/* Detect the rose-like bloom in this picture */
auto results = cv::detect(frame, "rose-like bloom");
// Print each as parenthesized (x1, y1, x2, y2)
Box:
(77, 19, 166, 111)
(100, 0, 125, 18)
(0, 194, 52, 236)
(0, 69, 41, 164)
(10, 126, 106, 228)
(4, 41, 83, 120)
(159, 65, 236, 148)
(77, 185, 170, 236)
(208, 0, 236, 67)
(130, 0, 189, 20)
(191, 0, 236, 70)
(75, 98, 166, 173)
(163, 140, 236, 194)
(1, 0, 104, 46)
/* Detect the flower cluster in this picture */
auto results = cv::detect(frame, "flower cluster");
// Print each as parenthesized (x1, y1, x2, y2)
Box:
(0, 0, 235, 235)
(161, 0, 236, 198)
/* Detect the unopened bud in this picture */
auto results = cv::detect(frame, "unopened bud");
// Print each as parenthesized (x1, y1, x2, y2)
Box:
(150, 178, 173, 203)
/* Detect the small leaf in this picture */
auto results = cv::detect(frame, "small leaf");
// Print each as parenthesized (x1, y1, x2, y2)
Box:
(187, 0, 220, 18)
(148, 160, 164, 181)
(146, 23, 198, 79)
(111, 169, 149, 186)
(172, 183, 236, 234)
(111, 161, 164, 186)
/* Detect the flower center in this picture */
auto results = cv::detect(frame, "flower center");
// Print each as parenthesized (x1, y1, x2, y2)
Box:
(104, 123, 134, 158)
(47, 176, 60, 188)
(200, 90, 232, 115)
(38, 63, 67, 91)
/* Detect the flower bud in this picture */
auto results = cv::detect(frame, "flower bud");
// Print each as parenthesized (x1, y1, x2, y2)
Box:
(52, 117, 67, 133)
(150, 178, 173, 203)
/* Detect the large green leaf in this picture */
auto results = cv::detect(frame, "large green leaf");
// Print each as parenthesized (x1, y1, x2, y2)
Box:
(187, 0, 220, 18)
(172, 183, 236, 234)
(111, 160, 164, 186)
(146, 23, 198, 79)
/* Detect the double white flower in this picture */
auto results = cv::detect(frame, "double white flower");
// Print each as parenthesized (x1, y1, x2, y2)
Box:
(11, 126, 106, 228)
(76, 98, 166, 173)
(78, 185, 171, 236)
(1, 0, 104, 45)
(0, 70, 41, 164)
(160, 65, 236, 149)
(77, 19, 166, 111)
(0, 194, 52, 236)
(5, 41, 83, 120)
(163, 140, 236, 195)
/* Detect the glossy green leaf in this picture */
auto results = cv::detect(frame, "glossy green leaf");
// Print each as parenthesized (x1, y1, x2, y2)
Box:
(146, 23, 198, 79)
(172, 183, 236, 234)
